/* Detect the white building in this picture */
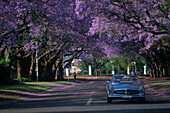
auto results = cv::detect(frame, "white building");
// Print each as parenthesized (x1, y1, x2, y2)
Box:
(70, 59, 82, 74)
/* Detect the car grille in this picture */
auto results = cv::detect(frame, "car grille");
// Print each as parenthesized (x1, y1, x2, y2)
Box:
(114, 90, 139, 94)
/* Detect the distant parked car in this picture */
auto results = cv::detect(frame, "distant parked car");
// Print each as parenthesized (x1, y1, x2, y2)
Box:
(106, 75, 145, 103)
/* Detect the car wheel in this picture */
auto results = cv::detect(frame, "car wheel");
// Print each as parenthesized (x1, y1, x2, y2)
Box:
(107, 97, 112, 103)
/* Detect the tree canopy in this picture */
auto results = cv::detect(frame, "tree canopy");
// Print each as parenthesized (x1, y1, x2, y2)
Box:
(0, 0, 169, 83)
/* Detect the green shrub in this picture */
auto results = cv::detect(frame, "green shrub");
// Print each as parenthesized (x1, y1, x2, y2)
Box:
(14, 77, 32, 82)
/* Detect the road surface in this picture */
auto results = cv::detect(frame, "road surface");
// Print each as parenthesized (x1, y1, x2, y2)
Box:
(0, 80, 170, 113)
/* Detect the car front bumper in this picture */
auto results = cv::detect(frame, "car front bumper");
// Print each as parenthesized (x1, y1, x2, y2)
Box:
(108, 94, 145, 99)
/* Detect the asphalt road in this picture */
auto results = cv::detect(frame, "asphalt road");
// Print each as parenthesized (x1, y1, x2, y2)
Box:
(0, 80, 170, 113)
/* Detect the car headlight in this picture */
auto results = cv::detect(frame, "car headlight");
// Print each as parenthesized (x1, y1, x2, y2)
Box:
(109, 85, 114, 95)
(139, 88, 145, 95)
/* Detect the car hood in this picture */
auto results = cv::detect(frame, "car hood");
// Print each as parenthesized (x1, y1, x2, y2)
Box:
(112, 83, 142, 90)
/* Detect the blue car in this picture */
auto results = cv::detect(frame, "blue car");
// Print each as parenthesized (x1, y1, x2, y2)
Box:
(106, 75, 145, 103)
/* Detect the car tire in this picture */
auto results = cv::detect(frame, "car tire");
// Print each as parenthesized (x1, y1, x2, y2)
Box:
(107, 97, 112, 103)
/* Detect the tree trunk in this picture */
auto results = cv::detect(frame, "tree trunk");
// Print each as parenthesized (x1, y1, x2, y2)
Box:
(52, 63, 57, 81)
(146, 62, 153, 78)
(162, 59, 169, 77)
(149, 68, 153, 78)
(29, 53, 35, 80)
(21, 57, 30, 78)
(57, 65, 64, 80)
(57, 66, 61, 80)
(164, 67, 169, 77)
(56, 57, 64, 80)
(160, 66, 163, 78)
(9, 55, 15, 79)
(0, 65, 3, 82)
(42, 60, 48, 80)
(155, 63, 160, 78)
(60, 65, 64, 80)
(46, 62, 53, 81)
(57, 58, 64, 80)
(159, 48, 169, 77)
(152, 65, 157, 79)
(17, 52, 22, 79)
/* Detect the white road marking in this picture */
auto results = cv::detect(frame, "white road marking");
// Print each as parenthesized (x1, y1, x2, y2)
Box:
(86, 98, 93, 106)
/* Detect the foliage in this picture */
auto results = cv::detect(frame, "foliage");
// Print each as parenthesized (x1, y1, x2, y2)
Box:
(0, 0, 169, 81)
(0, 0, 96, 81)
(0, 53, 10, 67)
(76, 0, 170, 77)
(0, 51, 11, 82)
(0, 52, 11, 75)
(103, 61, 112, 74)
(79, 55, 147, 75)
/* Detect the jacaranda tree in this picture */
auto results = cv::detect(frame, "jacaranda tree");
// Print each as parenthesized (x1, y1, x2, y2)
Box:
(0, 0, 104, 81)
(75, 0, 170, 78)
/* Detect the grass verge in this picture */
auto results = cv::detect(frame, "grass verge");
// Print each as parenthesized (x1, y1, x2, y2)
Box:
(0, 83, 51, 93)
(0, 80, 82, 105)
(144, 80, 170, 90)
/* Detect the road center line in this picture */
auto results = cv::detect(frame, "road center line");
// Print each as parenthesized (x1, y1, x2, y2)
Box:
(86, 98, 93, 106)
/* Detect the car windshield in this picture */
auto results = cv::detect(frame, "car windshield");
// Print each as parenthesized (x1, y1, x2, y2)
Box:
(111, 75, 140, 84)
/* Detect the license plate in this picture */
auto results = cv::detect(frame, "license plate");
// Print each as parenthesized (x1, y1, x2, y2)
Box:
(122, 95, 132, 98)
